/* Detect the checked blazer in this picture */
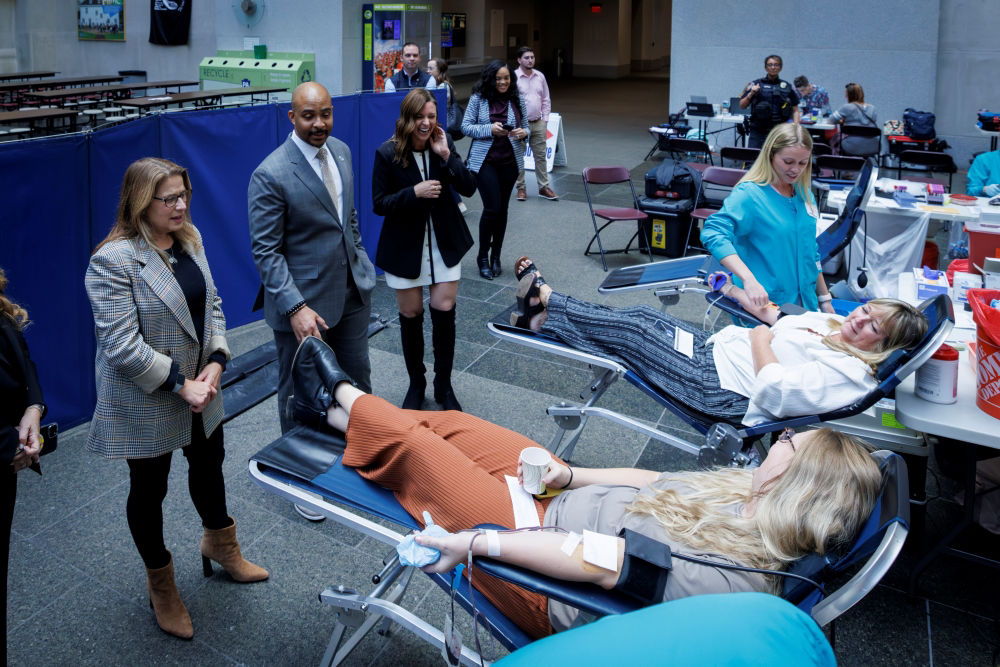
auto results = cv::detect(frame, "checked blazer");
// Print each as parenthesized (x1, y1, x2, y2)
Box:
(84, 229, 230, 459)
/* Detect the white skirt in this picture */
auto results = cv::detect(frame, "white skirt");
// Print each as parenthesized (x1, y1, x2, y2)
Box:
(384, 222, 461, 289)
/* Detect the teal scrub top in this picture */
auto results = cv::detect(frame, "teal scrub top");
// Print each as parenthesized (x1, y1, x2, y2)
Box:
(966, 150, 1000, 196)
(701, 181, 821, 311)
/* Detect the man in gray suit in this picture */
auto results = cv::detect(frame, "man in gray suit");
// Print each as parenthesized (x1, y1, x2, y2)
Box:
(249, 82, 376, 441)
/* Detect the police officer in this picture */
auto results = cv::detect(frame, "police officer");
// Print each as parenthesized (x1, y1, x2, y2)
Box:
(738, 54, 800, 148)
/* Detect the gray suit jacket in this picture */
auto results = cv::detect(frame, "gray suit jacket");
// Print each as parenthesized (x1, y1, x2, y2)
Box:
(248, 134, 376, 332)
(85, 231, 230, 459)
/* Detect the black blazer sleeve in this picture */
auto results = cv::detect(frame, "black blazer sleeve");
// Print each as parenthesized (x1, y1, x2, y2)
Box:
(0, 322, 46, 464)
(372, 142, 420, 217)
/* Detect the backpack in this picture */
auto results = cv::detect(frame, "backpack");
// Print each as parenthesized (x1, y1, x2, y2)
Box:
(903, 108, 936, 140)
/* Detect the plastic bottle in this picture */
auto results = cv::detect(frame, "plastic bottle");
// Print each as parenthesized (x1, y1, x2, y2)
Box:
(915, 344, 959, 404)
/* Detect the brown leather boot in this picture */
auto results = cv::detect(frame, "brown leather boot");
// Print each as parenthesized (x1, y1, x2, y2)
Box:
(146, 554, 194, 640)
(200, 518, 269, 582)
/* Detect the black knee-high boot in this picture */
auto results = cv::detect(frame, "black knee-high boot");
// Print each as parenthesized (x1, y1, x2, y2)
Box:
(398, 311, 426, 410)
(430, 305, 462, 411)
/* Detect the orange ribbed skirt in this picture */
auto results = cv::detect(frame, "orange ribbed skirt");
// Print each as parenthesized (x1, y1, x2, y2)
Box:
(342, 394, 556, 638)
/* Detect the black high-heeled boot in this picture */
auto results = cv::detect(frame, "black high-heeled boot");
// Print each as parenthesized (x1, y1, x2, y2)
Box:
(430, 305, 462, 411)
(288, 336, 356, 428)
(477, 255, 493, 280)
(399, 311, 426, 410)
(490, 250, 502, 278)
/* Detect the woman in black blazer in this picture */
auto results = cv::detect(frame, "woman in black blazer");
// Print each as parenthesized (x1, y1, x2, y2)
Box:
(373, 88, 477, 412)
(0, 269, 45, 664)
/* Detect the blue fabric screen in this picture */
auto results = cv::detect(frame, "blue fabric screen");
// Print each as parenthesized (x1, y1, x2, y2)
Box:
(160, 106, 278, 326)
(1, 134, 95, 427)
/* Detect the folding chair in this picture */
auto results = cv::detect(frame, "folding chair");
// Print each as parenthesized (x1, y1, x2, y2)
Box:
(896, 150, 956, 191)
(582, 166, 651, 271)
(667, 137, 713, 173)
(815, 154, 866, 182)
(719, 146, 760, 169)
(839, 124, 882, 162)
(687, 166, 746, 255)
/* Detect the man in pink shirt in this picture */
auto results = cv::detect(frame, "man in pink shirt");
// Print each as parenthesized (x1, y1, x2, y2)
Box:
(514, 46, 558, 201)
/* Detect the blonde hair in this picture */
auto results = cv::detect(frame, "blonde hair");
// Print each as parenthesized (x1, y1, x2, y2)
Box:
(0, 268, 29, 330)
(391, 88, 438, 168)
(823, 298, 928, 371)
(627, 428, 882, 592)
(739, 124, 814, 200)
(94, 157, 199, 270)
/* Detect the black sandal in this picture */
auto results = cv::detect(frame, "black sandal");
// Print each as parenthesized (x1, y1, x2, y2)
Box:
(513, 255, 538, 281)
(510, 267, 547, 329)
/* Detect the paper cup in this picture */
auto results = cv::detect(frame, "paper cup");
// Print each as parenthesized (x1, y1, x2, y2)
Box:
(520, 447, 552, 495)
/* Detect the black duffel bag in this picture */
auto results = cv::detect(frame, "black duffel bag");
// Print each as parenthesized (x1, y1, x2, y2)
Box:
(904, 108, 936, 140)
(645, 159, 701, 200)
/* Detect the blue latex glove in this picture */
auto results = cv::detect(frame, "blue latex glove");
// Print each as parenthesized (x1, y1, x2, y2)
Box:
(397, 512, 452, 567)
(984, 183, 1000, 197)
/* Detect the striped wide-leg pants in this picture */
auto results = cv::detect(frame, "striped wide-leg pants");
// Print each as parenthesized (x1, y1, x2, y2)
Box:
(542, 293, 749, 421)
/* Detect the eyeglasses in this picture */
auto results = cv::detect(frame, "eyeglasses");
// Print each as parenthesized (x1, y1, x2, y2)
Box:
(152, 191, 190, 208)
(777, 428, 796, 451)
(765, 62, 782, 68)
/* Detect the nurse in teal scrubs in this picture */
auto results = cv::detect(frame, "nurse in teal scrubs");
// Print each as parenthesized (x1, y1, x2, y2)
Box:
(702, 124, 835, 314)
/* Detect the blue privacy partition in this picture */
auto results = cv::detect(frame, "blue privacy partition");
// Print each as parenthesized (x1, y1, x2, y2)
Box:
(160, 105, 278, 326)
(89, 115, 160, 248)
(1, 134, 96, 427)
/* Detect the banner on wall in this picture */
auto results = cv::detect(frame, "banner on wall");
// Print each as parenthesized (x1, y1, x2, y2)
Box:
(78, 0, 126, 42)
(149, 0, 191, 45)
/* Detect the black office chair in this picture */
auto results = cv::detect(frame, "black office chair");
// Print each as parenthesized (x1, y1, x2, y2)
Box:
(667, 137, 714, 173)
(896, 150, 957, 191)
(719, 146, 760, 169)
(839, 125, 882, 162)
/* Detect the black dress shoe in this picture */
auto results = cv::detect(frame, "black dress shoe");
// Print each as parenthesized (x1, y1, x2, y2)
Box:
(434, 387, 463, 412)
(490, 253, 502, 277)
(289, 336, 356, 428)
(478, 256, 493, 280)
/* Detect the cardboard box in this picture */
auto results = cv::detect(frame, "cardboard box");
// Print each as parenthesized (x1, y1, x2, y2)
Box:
(914, 267, 950, 299)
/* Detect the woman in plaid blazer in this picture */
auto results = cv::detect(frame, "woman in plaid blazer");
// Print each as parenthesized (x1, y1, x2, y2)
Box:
(85, 158, 268, 640)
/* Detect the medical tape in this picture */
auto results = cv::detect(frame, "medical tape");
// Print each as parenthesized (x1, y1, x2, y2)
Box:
(560, 531, 582, 556)
(485, 530, 501, 557)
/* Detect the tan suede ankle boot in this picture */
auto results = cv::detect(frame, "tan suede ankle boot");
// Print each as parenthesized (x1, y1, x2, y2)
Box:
(146, 554, 193, 639)
(200, 517, 269, 582)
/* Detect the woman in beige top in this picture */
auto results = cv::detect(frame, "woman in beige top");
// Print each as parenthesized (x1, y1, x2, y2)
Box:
(286, 336, 882, 637)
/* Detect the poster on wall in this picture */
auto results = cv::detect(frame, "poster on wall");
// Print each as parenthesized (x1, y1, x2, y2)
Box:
(149, 0, 191, 46)
(78, 0, 126, 42)
(373, 15, 402, 92)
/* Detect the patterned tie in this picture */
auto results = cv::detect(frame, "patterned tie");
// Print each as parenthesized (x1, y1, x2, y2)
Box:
(316, 146, 342, 222)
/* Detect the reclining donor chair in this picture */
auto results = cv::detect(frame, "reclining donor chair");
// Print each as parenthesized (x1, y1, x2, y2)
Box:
(250, 427, 910, 665)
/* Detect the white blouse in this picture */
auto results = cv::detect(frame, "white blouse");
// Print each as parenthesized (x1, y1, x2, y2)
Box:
(708, 312, 876, 425)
